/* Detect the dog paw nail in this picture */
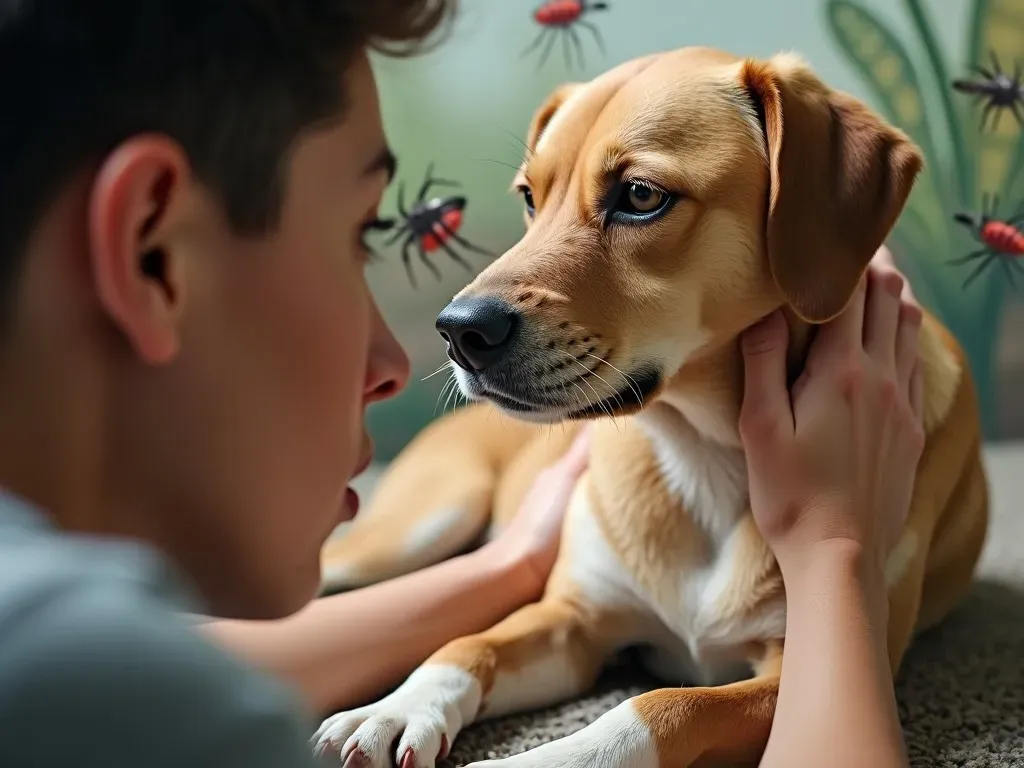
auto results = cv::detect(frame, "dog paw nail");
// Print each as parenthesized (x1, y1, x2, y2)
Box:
(400, 747, 416, 768)
(438, 734, 451, 760)
(343, 749, 371, 768)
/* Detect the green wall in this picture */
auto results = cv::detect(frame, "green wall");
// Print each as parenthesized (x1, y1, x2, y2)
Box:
(365, 0, 1024, 461)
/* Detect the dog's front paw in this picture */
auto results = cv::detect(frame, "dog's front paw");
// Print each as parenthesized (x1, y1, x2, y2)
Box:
(312, 665, 482, 768)
(462, 699, 659, 768)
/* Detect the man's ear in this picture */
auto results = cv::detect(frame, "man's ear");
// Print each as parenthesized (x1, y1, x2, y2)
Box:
(739, 54, 924, 323)
(88, 134, 192, 364)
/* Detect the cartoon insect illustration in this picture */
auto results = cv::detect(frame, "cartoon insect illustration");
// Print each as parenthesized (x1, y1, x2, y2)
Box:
(521, 1, 609, 71)
(381, 163, 493, 287)
(952, 49, 1024, 131)
(948, 193, 1024, 290)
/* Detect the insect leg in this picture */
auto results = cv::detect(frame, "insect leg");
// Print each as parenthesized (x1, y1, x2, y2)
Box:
(1000, 257, 1017, 288)
(537, 26, 560, 69)
(416, 163, 436, 203)
(520, 27, 551, 59)
(402, 236, 418, 289)
(397, 181, 409, 219)
(1011, 100, 1023, 128)
(961, 253, 996, 290)
(435, 233, 474, 274)
(415, 240, 443, 282)
(992, 105, 1003, 133)
(437, 220, 496, 258)
(980, 102, 994, 131)
(946, 248, 989, 266)
(577, 19, 606, 56)
(991, 49, 1005, 77)
(567, 24, 586, 70)
(969, 64, 995, 80)
(384, 223, 411, 248)
(560, 26, 573, 70)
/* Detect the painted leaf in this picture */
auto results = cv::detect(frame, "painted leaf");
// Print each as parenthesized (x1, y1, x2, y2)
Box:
(966, 0, 1024, 215)
(825, 0, 949, 257)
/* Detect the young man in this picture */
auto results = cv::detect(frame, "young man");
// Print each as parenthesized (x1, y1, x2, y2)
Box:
(0, 1, 924, 767)
(0, 2, 567, 766)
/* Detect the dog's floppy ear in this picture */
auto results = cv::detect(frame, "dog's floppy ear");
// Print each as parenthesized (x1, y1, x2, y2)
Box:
(525, 82, 582, 152)
(739, 54, 923, 323)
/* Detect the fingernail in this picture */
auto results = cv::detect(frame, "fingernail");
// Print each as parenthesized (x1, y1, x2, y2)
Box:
(901, 303, 923, 327)
(886, 273, 904, 296)
(743, 311, 783, 345)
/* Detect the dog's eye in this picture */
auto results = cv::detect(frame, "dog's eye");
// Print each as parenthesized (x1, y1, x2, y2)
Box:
(626, 183, 664, 213)
(608, 181, 674, 225)
(517, 185, 536, 217)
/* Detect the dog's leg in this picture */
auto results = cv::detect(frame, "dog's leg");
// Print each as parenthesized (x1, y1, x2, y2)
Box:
(885, 444, 989, 672)
(463, 645, 783, 768)
(320, 404, 543, 592)
(312, 596, 633, 768)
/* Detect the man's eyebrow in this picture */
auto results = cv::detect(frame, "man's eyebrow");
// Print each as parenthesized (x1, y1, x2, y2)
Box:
(364, 146, 397, 184)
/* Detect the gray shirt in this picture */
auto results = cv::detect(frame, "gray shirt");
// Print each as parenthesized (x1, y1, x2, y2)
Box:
(0, 491, 321, 767)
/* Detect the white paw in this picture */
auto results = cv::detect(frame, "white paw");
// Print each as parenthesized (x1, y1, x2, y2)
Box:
(312, 665, 482, 768)
(462, 699, 658, 768)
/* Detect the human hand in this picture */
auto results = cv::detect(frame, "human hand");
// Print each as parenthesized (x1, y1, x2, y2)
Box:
(738, 250, 925, 581)
(490, 427, 592, 600)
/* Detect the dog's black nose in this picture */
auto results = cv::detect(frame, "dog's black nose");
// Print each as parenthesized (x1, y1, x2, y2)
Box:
(436, 296, 520, 372)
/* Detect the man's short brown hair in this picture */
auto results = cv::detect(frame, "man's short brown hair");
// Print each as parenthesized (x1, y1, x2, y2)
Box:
(0, 0, 458, 318)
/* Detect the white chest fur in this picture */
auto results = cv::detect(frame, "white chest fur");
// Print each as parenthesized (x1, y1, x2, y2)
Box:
(563, 402, 787, 687)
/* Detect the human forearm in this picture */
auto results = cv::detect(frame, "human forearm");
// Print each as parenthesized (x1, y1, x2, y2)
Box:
(762, 541, 908, 768)
(202, 542, 538, 715)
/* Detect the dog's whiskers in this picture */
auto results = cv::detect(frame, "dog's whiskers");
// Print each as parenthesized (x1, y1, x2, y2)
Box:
(435, 372, 461, 416)
(421, 361, 451, 382)
(433, 373, 450, 416)
(585, 353, 645, 405)
(555, 351, 603, 402)
(444, 373, 464, 415)
(471, 157, 525, 175)
(557, 350, 624, 430)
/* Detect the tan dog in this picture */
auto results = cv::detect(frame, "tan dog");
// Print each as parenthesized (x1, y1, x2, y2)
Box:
(315, 46, 989, 768)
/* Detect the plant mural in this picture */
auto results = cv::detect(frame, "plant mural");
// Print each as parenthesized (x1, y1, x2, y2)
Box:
(826, 0, 1024, 436)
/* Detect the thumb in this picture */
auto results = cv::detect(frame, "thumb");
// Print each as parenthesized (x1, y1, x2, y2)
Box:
(739, 311, 793, 441)
(556, 425, 593, 475)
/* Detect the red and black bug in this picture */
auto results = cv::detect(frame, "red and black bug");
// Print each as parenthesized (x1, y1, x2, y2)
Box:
(522, 1, 609, 71)
(952, 49, 1023, 131)
(947, 192, 1024, 290)
(382, 163, 494, 287)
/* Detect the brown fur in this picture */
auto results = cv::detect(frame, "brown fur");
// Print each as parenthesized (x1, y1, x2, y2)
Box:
(320, 46, 988, 766)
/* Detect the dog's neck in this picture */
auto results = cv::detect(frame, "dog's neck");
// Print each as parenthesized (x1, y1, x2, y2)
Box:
(657, 310, 817, 449)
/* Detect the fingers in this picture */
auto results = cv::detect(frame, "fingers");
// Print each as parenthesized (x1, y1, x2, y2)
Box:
(871, 244, 921, 310)
(870, 244, 897, 270)
(558, 425, 592, 474)
(815, 274, 867, 357)
(899, 266, 920, 311)
(894, 300, 923, 391)
(909, 361, 924, 422)
(739, 310, 793, 444)
(863, 266, 904, 368)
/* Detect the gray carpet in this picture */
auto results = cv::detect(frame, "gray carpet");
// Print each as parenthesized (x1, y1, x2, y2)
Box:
(358, 444, 1024, 767)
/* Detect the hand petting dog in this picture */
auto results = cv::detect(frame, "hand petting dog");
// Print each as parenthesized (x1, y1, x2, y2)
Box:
(740, 247, 926, 580)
